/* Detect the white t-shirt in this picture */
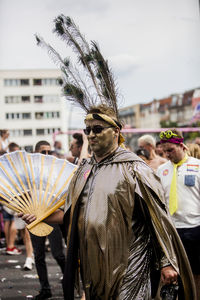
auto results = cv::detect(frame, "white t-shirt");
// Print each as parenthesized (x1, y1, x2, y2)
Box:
(157, 156, 200, 228)
(0, 138, 9, 151)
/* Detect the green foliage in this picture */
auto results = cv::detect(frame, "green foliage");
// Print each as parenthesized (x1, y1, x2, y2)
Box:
(184, 131, 200, 142)
(160, 120, 178, 128)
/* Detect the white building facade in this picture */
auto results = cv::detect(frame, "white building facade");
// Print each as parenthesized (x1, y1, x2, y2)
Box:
(0, 69, 69, 152)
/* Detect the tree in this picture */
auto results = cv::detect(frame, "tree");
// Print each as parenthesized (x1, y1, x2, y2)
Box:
(160, 120, 178, 128)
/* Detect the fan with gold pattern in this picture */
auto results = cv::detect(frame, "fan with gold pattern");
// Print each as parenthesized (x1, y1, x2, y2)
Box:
(0, 150, 77, 236)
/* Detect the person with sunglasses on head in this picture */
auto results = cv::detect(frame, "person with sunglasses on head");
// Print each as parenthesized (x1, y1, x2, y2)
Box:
(29, 140, 66, 300)
(20, 15, 196, 300)
(157, 129, 200, 298)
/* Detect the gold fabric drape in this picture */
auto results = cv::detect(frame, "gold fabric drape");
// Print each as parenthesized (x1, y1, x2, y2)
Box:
(63, 148, 196, 300)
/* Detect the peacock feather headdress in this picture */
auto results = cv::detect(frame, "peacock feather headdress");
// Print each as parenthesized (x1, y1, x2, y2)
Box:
(35, 15, 120, 119)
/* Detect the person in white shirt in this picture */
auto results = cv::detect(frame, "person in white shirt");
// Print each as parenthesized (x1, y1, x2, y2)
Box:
(0, 129, 9, 152)
(157, 129, 200, 298)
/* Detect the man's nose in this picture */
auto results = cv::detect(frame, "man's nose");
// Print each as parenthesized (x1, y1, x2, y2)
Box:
(88, 130, 95, 137)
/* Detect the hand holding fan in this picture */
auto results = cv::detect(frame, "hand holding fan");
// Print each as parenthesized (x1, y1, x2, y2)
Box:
(0, 151, 77, 236)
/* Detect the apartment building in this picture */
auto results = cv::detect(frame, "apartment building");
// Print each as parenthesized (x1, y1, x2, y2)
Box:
(119, 104, 140, 129)
(118, 88, 200, 150)
(119, 88, 199, 129)
(0, 69, 69, 152)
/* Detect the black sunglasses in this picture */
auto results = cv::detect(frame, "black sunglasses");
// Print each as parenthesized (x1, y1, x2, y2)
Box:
(83, 125, 114, 135)
(41, 150, 53, 155)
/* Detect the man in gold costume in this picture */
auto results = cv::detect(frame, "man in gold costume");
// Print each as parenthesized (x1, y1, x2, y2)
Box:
(23, 104, 196, 299)
(58, 104, 194, 300)
(21, 15, 196, 299)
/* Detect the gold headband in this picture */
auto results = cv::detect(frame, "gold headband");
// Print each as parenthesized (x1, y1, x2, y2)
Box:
(85, 113, 125, 147)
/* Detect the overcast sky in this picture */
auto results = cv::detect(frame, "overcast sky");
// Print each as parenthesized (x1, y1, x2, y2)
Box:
(0, 0, 200, 112)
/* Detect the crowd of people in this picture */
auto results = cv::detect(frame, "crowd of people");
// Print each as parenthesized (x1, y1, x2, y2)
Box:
(1, 125, 200, 299)
(1, 13, 200, 300)
(0, 129, 88, 299)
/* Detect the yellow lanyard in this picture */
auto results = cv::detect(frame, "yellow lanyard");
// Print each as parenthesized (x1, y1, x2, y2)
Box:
(169, 154, 188, 215)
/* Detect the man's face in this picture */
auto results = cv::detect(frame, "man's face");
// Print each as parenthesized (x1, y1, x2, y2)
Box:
(85, 119, 119, 158)
(3, 131, 9, 139)
(10, 146, 20, 152)
(138, 141, 151, 152)
(38, 145, 52, 155)
(70, 139, 81, 158)
(155, 144, 165, 158)
(55, 141, 62, 150)
(162, 143, 184, 163)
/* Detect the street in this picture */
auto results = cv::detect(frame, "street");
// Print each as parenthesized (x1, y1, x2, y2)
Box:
(0, 244, 78, 300)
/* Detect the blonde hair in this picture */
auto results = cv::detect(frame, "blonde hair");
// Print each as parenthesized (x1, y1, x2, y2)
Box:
(186, 143, 200, 159)
(138, 134, 156, 148)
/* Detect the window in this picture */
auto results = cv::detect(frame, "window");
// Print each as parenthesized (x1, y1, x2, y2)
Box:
(20, 79, 29, 86)
(6, 112, 31, 120)
(35, 112, 60, 119)
(45, 112, 52, 118)
(178, 98, 182, 106)
(34, 95, 61, 103)
(4, 79, 29, 86)
(32, 78, 59, 86)
(35, 112, 44, 119)
(10, 129, 33, 137)
(47, 128, 54, 134)
(22, 113, 31, 119)
(4, 79, 19, 86)
(185, 96, 192, 105)
(5, 96, 15, 103)
(5, 96, 30, 103)
(51, 128, 60, 133)
(23, 129, 32, 136)
(34, 96, 43, 103)
(36, 128, 61, 135)
(42, 78, 59, 86)
(171, 95, 177, 106)
(10, 129, 23, 137)
(21, 96, 30, 103)
(33, 79, 42, 86)
(36, 129, 45, 135)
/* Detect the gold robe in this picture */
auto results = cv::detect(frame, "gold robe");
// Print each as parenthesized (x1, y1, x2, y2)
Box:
(63, 148, 196, 300)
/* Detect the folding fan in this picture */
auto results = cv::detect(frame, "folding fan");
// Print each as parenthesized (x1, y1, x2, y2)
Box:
(0, 150, 77, 236)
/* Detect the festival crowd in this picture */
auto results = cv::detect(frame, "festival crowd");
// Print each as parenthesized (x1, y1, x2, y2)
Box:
(1, 127, 200, 299)
(1, 13, 200, 300)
